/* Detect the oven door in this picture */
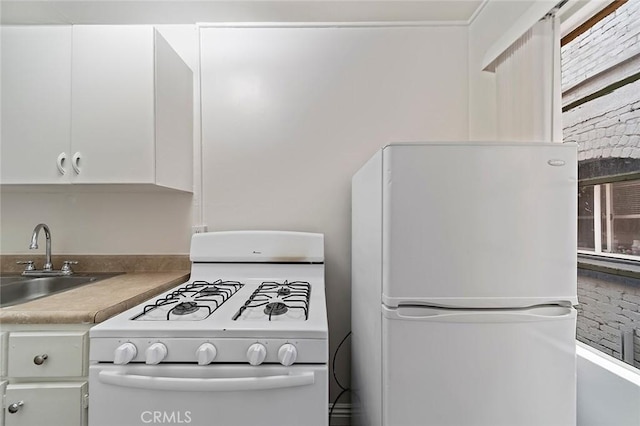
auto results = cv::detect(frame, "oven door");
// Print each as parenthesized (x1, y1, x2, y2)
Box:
(89, 364, 328, 426)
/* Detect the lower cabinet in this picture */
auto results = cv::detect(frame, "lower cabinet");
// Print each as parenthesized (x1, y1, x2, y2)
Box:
(0, 326, 90, 426)
(8, 332, 86, 378)
(0, 381, 6, 426)
(4, 382, 88, 426)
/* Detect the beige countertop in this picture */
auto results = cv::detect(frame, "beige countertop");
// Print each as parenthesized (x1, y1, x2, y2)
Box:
(0, 271, 189, 324)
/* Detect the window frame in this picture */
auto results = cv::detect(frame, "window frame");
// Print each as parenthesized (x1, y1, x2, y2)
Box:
(578, 176, 640, 262)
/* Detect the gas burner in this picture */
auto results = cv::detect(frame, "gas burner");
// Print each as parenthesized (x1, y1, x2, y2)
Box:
(172, 301, 200, 316)
(264, 302, 288, 316)
(134, 279, 244, 321)
(198, 286, 222, 297)
(277, 287, 291, 296)
(234, 281, 311, 321)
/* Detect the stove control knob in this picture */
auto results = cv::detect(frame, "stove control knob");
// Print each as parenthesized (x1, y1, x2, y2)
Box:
(277, 344, 298, 366)
(114, 342, 137, 365)
(247, 343, 267, 366)
(196, 343, 217, 365)
(145, 342, 168, 365)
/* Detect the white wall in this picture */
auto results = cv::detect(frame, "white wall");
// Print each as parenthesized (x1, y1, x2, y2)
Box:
(199, 25, 469, 398)
(0, 25, 198, 255)
(0, 189, 193, 254)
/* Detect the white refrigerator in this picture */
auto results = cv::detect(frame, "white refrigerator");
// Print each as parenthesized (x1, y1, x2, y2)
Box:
(351, 142, 577, 426)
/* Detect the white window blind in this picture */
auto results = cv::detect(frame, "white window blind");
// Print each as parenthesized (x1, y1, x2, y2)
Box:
(492, 16, 562, 143)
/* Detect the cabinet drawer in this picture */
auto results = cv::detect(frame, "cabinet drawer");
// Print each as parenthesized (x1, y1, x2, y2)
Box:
(0, 381, 6, 426)
(4, 382, 87, 426)
(8, 332, 87, 378)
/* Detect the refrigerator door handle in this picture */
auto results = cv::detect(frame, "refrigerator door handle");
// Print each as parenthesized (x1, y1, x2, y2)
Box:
(384, 305, 576, 323)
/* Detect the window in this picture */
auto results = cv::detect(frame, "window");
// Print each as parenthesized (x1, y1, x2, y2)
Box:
(578, 179, 640, 259)
(561, 0, 640, 369)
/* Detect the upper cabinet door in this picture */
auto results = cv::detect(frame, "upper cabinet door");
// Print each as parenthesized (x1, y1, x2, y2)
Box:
(1, 25, 192, 190)
(1, 26, 72, 184)
(154, 30, 194, 193)
(71, 25, 156, 184)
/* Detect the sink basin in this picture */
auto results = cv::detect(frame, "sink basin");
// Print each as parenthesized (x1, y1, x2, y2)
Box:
(0, 274, 119, 307)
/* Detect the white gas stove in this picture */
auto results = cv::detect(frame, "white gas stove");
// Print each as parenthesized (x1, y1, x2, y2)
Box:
(89, 231, 328, 426)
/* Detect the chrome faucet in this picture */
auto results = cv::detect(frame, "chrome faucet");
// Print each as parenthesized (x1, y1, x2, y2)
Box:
(30, 223, 53, 271)
(17, 224, 78, 276)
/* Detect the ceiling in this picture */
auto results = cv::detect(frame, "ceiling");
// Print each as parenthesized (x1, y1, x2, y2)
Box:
(1, 0, 487, 25)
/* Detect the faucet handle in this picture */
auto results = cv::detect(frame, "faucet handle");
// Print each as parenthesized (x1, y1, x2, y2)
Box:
(61, 260, 78, 274)
(16, 260, 36, 272)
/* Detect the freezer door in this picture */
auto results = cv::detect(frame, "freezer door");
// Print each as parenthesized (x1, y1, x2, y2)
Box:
(381, 305, 577, 426)
(382, 143, 577, 307)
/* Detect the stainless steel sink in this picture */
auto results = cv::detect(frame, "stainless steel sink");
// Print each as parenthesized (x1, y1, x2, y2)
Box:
(0, 274, 119, 307)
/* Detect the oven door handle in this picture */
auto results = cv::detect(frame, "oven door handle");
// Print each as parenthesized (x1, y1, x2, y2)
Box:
(98, 370, 315, 392)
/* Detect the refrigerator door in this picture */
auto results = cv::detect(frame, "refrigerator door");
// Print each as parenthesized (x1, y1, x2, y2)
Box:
(382, 142, 577, 308)
(381, 305, 577, 426)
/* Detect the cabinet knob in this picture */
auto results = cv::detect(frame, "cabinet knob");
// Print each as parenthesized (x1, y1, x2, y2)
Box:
(33, 354, 48, 365)
(8, 401, 24, 414)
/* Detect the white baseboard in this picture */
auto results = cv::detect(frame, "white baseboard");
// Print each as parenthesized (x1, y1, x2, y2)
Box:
(329, 402, 352, 426)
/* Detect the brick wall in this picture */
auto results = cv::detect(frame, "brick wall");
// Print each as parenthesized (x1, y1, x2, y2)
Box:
(562, 0, 640, 91)
(577, 271, 640, 368)
(563, 78, 640, 161)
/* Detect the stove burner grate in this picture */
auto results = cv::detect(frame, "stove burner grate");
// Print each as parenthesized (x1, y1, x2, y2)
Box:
(233, 280, 311, 321)
(134, 279, 243, 320)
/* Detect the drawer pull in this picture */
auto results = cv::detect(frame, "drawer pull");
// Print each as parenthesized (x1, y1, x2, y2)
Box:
(33, 354, 48, 365)
(8, 401, 24, 414)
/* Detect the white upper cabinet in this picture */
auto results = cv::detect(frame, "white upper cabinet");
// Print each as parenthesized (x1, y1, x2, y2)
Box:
(1, 26, 72, 184)
(1, 25, 193, 192)
(71, 26, 155, 185)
